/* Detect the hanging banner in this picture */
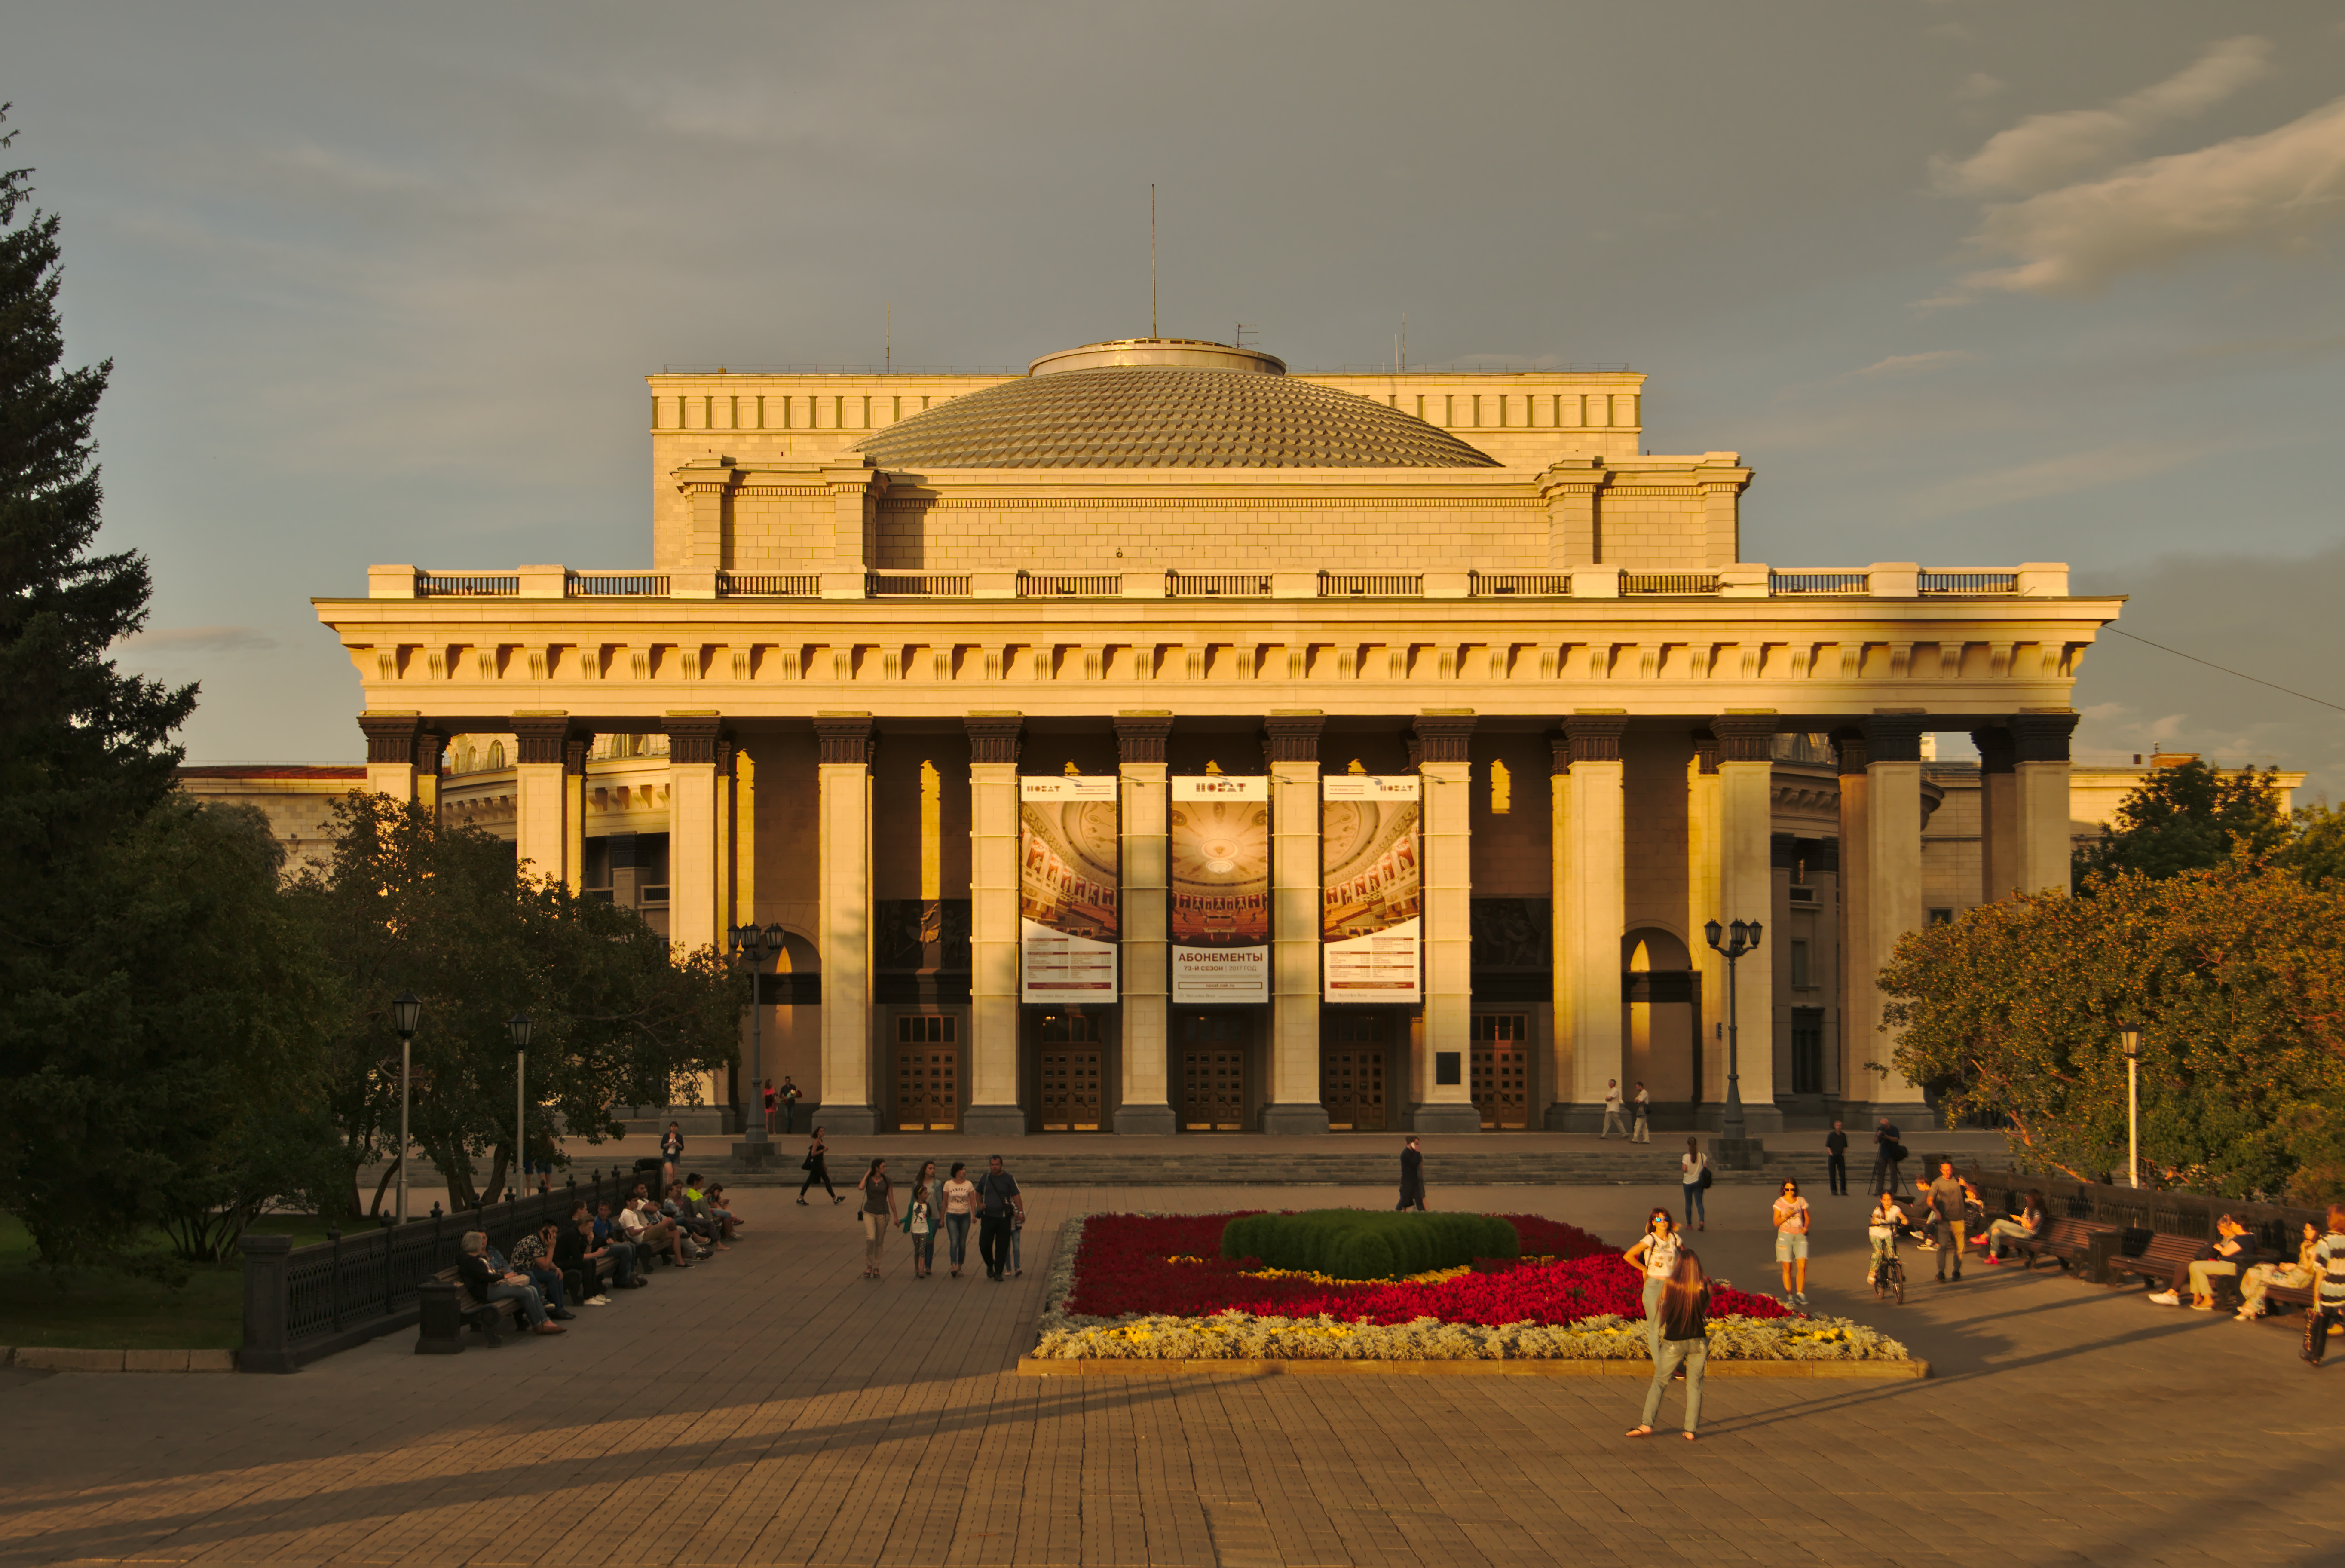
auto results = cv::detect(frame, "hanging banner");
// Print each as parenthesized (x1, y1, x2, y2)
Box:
(1020, 776, 1120, 1002)
(1169, 775, 1271, 1004)
(1322, 775, 1421, 1002)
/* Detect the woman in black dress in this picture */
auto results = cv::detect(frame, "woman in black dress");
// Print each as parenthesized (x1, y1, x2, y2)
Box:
(797, 1125, 841, 1205)
(1396, 1137, 1426, 1211)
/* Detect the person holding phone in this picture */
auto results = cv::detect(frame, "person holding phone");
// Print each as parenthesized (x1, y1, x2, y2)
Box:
(1772, 1179, 1812, 1308)
(1622, 1208, 1682, 1356)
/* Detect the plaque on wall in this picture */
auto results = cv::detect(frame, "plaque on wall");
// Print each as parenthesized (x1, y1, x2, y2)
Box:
(1169, 774, 1270, 1004)
(1322, 775, 1421, 1002)
(1020, 776, 1120, 1002)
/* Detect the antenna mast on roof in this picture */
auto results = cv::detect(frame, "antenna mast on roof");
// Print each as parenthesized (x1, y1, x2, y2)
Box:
(885, 303, 891, 373)
(1150, 184, 1157, 339)
(1401, 312, 1407, 372)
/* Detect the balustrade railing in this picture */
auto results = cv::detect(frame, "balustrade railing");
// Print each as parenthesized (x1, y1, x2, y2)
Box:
(1472, 573, 1571, 596)
(1018, 572, 1120, 597)
(1768, 571, 1869, 595)
(569, 573, 670, 597)
(720, 574, 820, 596)
(1320, 572, 1424, 596)
(1168, 572, 1273, 597)
(1621, 572, 1722, 595)
(1919, 571, 2018, 595)
(417, 573, 520, 597)
(869, 572, 970, 596)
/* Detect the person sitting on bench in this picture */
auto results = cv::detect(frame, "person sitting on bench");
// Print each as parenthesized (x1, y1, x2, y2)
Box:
(456, 1231, 564, 1336)
(2151, 1215, 2253, 1309)
(618, 1195, 693, 1268)
(2240, 1222, 2319, 1321)
(554, 1210, 625, 1299)
(1982, 1191, 2046, 1263)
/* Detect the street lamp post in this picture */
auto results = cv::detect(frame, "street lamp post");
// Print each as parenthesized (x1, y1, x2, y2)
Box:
(508, 1011, 533, 1200)
(388, 992, 423, 1223)
(1703, 918, 1764, 1142)
(2121, 1023, 2142, 1189)
(730, 923, 788, 1147)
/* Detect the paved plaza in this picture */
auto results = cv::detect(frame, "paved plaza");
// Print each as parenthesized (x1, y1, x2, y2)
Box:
(2, 1179, 2336, 1568)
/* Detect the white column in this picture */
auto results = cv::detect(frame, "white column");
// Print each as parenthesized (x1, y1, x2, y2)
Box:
(964, 714, 1025, 1138)
(1683, 732, 1723, 1108)
(1264, 712, 1329, 1132)
(1713, 714, 1781, 1135)
(1414, 712, 1479, 1133)
(2013, 710, 2079, 897)
(1833, 731, 1871, 1110)
(1972, 727, 2018, 902)
(1862, 716, 1927, 1116)
(1114, 714, 1175, 1133)
(513, 714, 571, 886)
(813, 714, 876, 1135)
(1558, 713, 1626, 1130)
(665, 714, 722, 954)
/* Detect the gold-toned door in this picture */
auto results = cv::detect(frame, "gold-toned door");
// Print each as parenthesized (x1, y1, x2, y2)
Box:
(893, 1015, 961, 1131)
(1319, 1012, 1387, 1131)
(1178, 1014, 1248, 1130)
(1469, 1013, 1529, 1129)
(1035, 1011, 1104, 1131)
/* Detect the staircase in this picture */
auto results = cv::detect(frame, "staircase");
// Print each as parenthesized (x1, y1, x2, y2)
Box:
(716, 1148, 1837, 1187)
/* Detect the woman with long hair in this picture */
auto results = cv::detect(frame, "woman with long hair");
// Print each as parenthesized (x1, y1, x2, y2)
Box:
(797, 1125, 840, 1205)
(856, 1157, 896, 1280)
(1620, 1207, 1681, 1357)
(1627, 1249, 1711, 1441)
(941, 1161, 977, 1278)
(901, 1160, 941, 1280)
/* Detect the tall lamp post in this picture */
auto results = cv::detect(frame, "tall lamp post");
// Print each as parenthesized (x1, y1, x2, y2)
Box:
(730, 922, 787, 1145)
(1703, 918, 1763, 1142)
(2121, 1023, 2142, 1189)
(389, 992, 423, 1223)
(509, 1011, 533, 1200)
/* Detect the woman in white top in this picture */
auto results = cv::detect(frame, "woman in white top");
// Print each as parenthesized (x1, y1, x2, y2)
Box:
(940, 1161, 979, 1279)
(1681, 1139, 1709, 1230)
(1622, 1207, 1682, 1356)
(1771, 1179, 1812, 1308)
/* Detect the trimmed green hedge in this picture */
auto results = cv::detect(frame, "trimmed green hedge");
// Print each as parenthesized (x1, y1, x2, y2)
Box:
(1219, 1210, 1519, 1281)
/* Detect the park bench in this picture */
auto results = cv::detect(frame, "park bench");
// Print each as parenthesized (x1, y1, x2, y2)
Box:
(414, 1249, 623, 1353)
(2102, 1231, 2210, 1293)
(2011, 1218, 2114, 1273)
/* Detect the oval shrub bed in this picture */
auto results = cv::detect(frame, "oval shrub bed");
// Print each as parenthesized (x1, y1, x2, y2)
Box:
(1219, 1210, 1519, 1281)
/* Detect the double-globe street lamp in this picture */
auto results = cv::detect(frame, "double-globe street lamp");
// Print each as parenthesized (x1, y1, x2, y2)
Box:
(729, 923, 788, 1146)
(1702, 918, 1764, 1143)
(389, 991, 424, 1223)
(510, 1010, 534, 1199)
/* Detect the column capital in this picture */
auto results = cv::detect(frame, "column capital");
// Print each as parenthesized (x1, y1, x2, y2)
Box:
(964, 711, 1022, 765)
(511, 713, 572, 767)
(1972, 727, 2016, 775)
(1561, 711, 1628, 764)
(563, 734, 593, 777)
(1413, 709, 1476, 763)
(357, 711, 421, 764)
(416, 726, 447, 778)
(1689, 729, 1720, 775)
(1114, 711, 1172, 764)
(664, 712, 726, 766)
(1709, 713, 1776, 764)
(1861, 712, 1926, 765)
(2011, 709, 2079, 764)
(1264, 710, 1326, 764)
(812, 712, 873, 766)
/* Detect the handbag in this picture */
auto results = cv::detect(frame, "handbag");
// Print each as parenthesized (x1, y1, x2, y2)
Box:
(799, 1154, 814, 1171)
(1698, 1161, 1714, 1191)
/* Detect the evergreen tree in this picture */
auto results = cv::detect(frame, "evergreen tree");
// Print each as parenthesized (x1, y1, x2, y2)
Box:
(2073, 757, 2287, 884)
(0, 107, 202, 1262)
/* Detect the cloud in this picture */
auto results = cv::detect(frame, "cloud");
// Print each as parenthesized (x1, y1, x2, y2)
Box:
(1904, 438, 2226, 518)
(1948, 94, 2345, 297)
(1934, 36, 2271, 197)
(118, 625, 279, 655)
(1846, 349, 1975, 379)
(1952, 74, 2004, 107)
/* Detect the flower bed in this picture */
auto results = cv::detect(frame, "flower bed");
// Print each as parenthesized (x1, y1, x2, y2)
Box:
(1034, 1211, 1913, 1364)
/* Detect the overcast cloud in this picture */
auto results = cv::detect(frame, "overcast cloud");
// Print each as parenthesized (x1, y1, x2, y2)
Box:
(5, 1, 2340, 793)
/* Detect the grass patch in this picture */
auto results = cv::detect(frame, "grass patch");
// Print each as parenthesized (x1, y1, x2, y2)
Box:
(1220, 1210, 1518, 1281)
(0, 1213, 333, 1350)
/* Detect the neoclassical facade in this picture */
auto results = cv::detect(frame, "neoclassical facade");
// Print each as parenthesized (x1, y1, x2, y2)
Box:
(315, 337, 2121, 1136)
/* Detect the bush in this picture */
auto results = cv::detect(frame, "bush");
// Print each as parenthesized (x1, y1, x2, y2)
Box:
(1220, 1210, 1519, 1280)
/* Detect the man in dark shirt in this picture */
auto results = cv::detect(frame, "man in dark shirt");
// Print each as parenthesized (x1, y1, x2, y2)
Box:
(507, 1223, 578, 1318)
(976, 1155, 1023, 1283)
(1927, 1161, 1968, 1282)
(1825, 1121, 1849, 1197)
(1870, 1119, 1903, 1197)
(553, 1213, 626, 1300)
(455, 1231, 563, 1335)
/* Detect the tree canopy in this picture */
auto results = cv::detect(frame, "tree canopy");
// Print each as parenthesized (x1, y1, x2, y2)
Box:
(2073, 757, 2288, 883)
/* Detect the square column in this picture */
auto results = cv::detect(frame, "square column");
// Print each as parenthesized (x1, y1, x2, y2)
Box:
(1972, 727, 2018, 902)
(1263, 712, 1329, 1133)
(1114, 714, 1176, 1134)
(1552, 713, 1627, 1130)
(1832, 731, 1871, 1110)
(358, 712, 424, 802)
(813, 714, 877, 1135)
(1413, 711, 1480, 1134)
(512, 714, 572, 886)
(665, 714, 724, 955)
(964, 713, 1026, 1139)
(2013, 710, 2079, 897)
(563, 733, 591, 894)
(1861, 715, 1928, 1120)
(1683, 732, 1723, 1106)
(1713, 714, 1782, 1136)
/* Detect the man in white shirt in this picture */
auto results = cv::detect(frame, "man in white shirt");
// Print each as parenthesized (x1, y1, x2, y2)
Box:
(1601, 1080, 1627, 1139)
(1632, 1083, 1651, 1143)
(617, 1197, 692, 1268)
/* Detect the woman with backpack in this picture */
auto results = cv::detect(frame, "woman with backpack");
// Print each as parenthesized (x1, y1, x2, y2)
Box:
(1627, 1249, 1713, 1442)
(1681, 1138, 1711, 1230)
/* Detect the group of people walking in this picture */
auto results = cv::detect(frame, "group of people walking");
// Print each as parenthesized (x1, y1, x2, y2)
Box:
(793, 1127, 1028, 1283)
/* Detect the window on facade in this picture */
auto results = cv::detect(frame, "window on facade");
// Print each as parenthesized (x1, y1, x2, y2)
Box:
(486, 741, 505, 769)
(1790, 940, 1810, 989)
(1927, 907, 1954, 926)
(1489, 759, 1512, 815)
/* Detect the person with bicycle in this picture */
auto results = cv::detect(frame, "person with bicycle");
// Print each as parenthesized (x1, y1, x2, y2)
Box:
(1867, 1188, 1907, 1294)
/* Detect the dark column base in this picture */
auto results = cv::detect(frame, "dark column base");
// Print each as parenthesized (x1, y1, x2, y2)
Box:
(1113, 1102, 1177, 1135)
(1695, 1104, 1786, 1136)
(1544, 1103, 1607, 1133)
(1710, 1136, 1769, 1171)
(729, 1137, 779, 1170)
(1258, 1102, 1331, 1135)
(816, 1106, 882, 1136)
(961, 1104, 1028, 1139)
(1408, 1102, 1483, 1135)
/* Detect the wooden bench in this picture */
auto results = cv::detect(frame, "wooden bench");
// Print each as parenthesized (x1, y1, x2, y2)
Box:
(415, 1250, 622, 1352)
(2011, 1218, 2114, 1273)
(2102, 1231, 2211, 1292)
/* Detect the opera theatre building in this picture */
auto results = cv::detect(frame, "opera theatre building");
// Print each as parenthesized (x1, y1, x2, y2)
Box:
(313, 337, 2120, 1138)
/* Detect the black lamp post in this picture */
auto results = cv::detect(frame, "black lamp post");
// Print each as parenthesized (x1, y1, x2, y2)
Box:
(731, 922, 788, 1145)
(1703, 918, 1763, 1141)
(389, 991, 423, 1223)
(508, 1011, 533, 1200)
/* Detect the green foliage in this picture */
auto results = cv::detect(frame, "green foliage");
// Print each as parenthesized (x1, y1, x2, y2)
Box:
(2284, 802, 2345, 891)
(1881, 859, 2345, 1202)
(290, 793, 744, 1212)
(1220, 1210, 1519, 1280)
(2074, 758, 2288, 884)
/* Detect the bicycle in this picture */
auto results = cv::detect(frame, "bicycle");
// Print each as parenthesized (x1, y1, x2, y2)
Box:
(1870, 1243, 1906, 1306)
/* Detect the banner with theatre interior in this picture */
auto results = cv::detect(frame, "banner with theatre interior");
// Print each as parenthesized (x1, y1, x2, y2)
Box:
(1321, 774, 1422, 1002)
(1169, 774, 1272, 1004)
(1019, 775, 1120, 1002)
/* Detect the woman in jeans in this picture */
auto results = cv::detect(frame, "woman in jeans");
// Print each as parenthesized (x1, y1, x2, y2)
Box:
(1981, 1190, 2046, 1263)
(1620, 1207, 1681, 1356)
(856, 1157, 896, 1280)
(1680, 1138, 1709, 1230)
(940, 1162, 978, 1278)
(1626, 1249, 1711, 1442)
(900, 1161, 941, 1280)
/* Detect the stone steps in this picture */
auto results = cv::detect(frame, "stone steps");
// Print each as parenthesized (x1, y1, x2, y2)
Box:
(719, 1149, 1840, 1186)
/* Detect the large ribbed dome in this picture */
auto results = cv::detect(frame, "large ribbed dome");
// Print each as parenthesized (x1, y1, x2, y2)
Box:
(854, 361, 1500, 470)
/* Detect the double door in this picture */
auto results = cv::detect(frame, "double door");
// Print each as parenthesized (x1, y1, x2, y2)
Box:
(1469, 1013, 1530, 1129)
(1034, 1010, 1104, 1132)
(1177, 1013, 1249, 1131)
(1319, 1012, 1388, 1131)
(893, 1014, 961, 1131)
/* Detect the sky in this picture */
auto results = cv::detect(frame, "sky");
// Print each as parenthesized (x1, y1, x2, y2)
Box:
(8, 1, 2344, 793)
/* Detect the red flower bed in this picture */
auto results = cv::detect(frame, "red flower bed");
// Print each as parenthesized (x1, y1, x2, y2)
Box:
(1064, 1212, 1792, 1326)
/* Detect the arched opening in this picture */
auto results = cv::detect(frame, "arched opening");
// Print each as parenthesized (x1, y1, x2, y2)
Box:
(1623, 927, 1699, 1123)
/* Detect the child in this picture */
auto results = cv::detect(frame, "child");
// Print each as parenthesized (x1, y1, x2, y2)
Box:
(1867, 1189, 1907, 1286)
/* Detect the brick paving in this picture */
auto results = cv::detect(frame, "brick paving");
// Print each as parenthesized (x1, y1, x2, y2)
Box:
(0, 1178, 2337, 1567)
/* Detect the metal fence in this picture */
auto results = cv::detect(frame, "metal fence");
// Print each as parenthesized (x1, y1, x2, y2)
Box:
(239, 1169, 642, 1372)
(1960, 1165, 2323, 1259)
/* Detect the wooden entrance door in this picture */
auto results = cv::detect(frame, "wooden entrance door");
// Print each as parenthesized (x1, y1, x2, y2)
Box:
(1035, 1011, 1104, 1131)
(893, 1015, 961, 1131)
(1469, 1014, 1530, 1129)
(1178, 1014, 1248, 1131)
(1319, 1012, 1388, 1131)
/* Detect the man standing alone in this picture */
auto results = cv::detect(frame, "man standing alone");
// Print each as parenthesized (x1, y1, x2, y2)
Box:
(1870, 1118, 1902, 1196)
(1927, 1160, 1968, 1283)
(1601, 1080, 1627, 1139)
(1396, 1137, 1426, 1211)
(1825, 1120, 1849, 1197)
(1632, 1083, 1651, 1144)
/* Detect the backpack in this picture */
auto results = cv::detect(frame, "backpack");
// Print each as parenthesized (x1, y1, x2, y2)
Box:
(1698, 1161, 1714, 1191)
